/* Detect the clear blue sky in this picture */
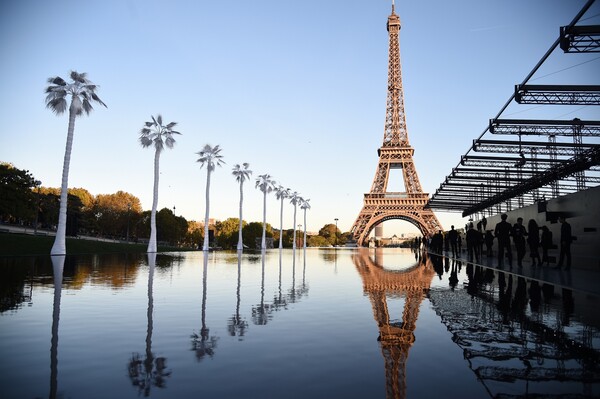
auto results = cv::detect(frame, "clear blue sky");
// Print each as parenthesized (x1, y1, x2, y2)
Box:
(1, 0, 599, 236)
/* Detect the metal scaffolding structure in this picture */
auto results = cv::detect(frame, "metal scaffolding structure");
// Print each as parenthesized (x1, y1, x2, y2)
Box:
(427, 0, 600, 218)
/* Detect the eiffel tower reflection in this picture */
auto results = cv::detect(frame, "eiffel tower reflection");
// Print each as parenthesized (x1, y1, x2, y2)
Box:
(352, 248, 434, 398)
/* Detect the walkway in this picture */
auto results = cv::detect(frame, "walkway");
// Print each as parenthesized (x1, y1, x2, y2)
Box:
(429, 248, 600, 297)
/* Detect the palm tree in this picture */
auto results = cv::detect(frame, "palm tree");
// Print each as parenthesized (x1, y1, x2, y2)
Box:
(197, 144, 225, 251)
(300, 198, 311, 249)
(139, 115, 181, 253)
(46, 71, 106, 255)
(274, 185, 290, 249)
(289, 192, 302, 250)
(255, 174, 275, 250)
(232, 163, 252, 251)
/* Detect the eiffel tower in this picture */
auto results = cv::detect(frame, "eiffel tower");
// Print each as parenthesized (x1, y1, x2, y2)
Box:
(352, 249, 435, 398)
(351, 2, 442, 246)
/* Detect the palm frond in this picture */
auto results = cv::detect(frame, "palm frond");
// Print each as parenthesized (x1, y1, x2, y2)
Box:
(70, 71, 88, 84)
(46, 98, 68, 114)
(90, 92, 107, 108)
(165, 136, 176, 149)
(47, 76, 66, 86)
(139, 136, 153, 147)
(81, 98, 93, 115)
(300, 198, 311, 210)
(139, 114, 179, 152)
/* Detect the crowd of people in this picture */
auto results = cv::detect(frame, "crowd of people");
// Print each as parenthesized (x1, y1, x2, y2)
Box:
(425, 214, 573, 270)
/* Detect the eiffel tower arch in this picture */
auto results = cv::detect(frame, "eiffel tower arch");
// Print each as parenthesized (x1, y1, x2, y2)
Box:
(351, 3, 442, 246)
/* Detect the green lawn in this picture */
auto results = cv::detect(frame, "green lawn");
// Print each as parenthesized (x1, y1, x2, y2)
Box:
(0, 233, 191, 256)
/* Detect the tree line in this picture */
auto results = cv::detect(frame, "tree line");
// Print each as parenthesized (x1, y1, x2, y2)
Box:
(1, 162, 350, 249)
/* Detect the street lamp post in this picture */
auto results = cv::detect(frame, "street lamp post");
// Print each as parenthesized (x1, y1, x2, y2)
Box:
(334, 218, 338, 247)
(34, 180, 41, 235)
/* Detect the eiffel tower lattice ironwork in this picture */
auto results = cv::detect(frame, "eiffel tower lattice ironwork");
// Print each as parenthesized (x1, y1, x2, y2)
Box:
(352, 249, 435, 398)
(351, 4, 443, 246)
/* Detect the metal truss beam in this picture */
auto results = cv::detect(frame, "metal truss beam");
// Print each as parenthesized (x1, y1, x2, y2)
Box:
(460, 155, 565, 168)
(489, 118, 600, 136)
(515, 85, 600, 105)
(473, 139, 599, 156)
(460, 147, 600, 216)
(560, 25, 600, 53)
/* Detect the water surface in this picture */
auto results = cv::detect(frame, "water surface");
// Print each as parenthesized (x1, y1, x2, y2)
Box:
(0, 248, 598, 398)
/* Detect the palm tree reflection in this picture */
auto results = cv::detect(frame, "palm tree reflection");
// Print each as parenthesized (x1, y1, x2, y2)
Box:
(252, 251, 274, 325)
(191, 252, 218, 360)
(228, 251, 248, 338)
(49, 255, 65, 399)
(128, 253, 171, 395)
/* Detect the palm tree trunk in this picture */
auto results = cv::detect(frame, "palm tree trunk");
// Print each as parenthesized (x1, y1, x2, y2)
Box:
(51, 105, 77, 255)
(279, 198, 284, 249)
(261, 192, 267, 250)
(303, 209, 307, 249)
(292, 204, 297, 250)
(148, 149, 161, 253)
(237, 182, 244, 251)
(203, 169, 211, 251)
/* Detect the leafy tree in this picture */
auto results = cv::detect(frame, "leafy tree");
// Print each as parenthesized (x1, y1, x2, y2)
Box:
(0, 163, 36, 223)
(243, 222, 274, 250)
(184, 221, 203, 249)
(139, 115, 181, 253)
(197, 144, 225, 250)
(319, 223, 339, 246)
(215, 217, 245, 249)
(308, 235, 330, 247)
(156, 208, 187, 245)
(94, 191, 143, 238)
(46, 71, 107, 255)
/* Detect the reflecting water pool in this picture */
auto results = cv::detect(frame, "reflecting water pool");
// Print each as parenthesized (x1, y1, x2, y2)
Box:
(1, 248, 599, 398)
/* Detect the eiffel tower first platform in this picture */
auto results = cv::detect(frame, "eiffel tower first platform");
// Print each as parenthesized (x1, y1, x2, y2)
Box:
(351, 3, 443, 246)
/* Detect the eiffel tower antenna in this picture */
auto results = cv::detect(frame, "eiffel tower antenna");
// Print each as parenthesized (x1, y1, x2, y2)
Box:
(350, 5, 443, 246)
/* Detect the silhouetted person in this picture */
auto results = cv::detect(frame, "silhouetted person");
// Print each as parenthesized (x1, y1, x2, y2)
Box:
(481, 216, 487, 231)
(465, 223, 480, 262)
(512, 217, 527, 268)
(494, 213, 512, 267)
(540, 226, 553, 266)
(556, 216, 572, 270)
(448, 225, 458, 257)
(484, 230, 494, 257)
(444, 231, 450, 253)
(527, 219, 542, 267)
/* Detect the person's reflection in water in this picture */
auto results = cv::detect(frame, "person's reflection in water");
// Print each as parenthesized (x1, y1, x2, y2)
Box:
(561, 288, 574, 326)
(497, 273, 512, 324)
(448, 259, 459, 291)
(431, 254, 444, 280)
(528, 281, 542, 312)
